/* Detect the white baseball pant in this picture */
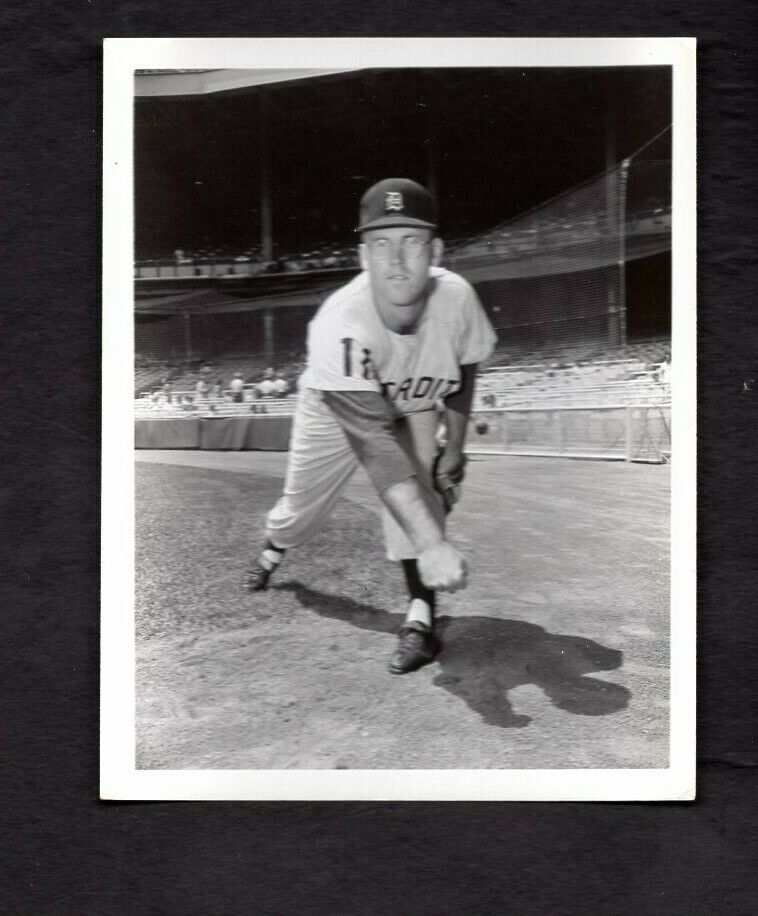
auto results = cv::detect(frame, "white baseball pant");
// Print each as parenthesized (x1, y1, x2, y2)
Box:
(265, 388, 445, 560)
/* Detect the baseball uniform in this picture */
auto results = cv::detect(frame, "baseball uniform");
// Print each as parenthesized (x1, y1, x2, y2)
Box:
(265, 265, 496, 559)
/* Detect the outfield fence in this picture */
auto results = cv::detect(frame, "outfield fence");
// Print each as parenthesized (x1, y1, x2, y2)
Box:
(135, 400, 671, 463)
(466, 403, 671, 463)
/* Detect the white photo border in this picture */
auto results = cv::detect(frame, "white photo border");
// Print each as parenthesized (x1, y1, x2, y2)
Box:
(102, 37, 696, 801)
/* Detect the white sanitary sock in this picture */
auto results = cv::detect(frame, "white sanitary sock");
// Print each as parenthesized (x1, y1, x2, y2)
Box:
(404, 598, 433, 630)
(260, 547, 284, 571)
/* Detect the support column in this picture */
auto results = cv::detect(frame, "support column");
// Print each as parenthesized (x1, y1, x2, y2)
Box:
(259, 92, 273, 262)
(263, 308, 274, 362)
(607, 287, 618, 349)
(618, 158, 630, 360)
(605, 84, 620, 350)
(425, 72, 439, 202)
(183, 311, 192, 366)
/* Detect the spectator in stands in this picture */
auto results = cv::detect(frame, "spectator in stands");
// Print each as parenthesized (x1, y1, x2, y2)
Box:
(230, 372, 245, 403)
(195, 377, 209, 399)
(211, 378, 224, 399)
(257, 367, 276, 396)
(273, 372, 290, 398)
(258, 375, 276, 398)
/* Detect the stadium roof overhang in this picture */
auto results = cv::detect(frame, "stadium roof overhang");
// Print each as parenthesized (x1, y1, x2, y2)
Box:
(135, 68, 362, 97)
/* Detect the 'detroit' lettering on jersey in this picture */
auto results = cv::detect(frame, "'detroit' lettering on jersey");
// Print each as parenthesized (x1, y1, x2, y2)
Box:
(301, 267, 497, 416)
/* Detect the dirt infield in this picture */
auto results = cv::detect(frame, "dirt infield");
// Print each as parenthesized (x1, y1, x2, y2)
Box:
(135, 450, 669, 769)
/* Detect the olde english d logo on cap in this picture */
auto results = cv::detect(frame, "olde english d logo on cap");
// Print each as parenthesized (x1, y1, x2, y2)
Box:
(384, 191, 404, 212)
(356, 178, 436, 233)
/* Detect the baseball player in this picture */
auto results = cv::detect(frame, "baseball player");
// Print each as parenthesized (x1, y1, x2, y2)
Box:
(245, 178, 497, 673)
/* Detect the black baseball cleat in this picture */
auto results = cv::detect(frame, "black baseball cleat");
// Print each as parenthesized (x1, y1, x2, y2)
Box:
(389, 624, 439, 675)
(244, 563, 274, 592)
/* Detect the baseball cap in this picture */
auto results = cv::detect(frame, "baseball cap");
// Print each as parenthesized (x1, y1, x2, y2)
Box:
(355, 178, 437, 234)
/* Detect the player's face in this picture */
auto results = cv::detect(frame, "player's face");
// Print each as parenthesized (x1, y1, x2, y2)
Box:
(359, 227, 443, 308)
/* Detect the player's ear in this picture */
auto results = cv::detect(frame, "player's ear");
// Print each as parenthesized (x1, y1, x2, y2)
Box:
(431, 237, 444, 266)
(358, 242, 370, 271)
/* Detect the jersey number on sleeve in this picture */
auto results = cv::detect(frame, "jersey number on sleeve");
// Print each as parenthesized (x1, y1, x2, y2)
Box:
(341, 338, 374, 379)
(341, 337, 353, 376)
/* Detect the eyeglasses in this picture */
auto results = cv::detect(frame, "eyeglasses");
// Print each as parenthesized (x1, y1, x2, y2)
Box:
(365, 237, 430, 259)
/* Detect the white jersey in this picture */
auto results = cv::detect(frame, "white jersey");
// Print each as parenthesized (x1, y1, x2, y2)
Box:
(300, 267, 497, 415)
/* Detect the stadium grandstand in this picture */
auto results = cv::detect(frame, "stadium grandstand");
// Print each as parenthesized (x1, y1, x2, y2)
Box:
(134, 67, 671, 462)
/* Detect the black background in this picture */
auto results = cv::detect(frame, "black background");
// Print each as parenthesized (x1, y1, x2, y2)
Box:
(3, 3, 758, 913)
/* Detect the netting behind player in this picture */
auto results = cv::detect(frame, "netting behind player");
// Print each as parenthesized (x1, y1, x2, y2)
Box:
(446, 128, 671, 360)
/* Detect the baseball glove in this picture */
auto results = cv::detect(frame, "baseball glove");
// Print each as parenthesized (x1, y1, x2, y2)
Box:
(432, 451, 467, 513)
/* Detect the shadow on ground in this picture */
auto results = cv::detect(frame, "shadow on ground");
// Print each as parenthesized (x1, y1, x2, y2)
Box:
(277, 582, 631, 728)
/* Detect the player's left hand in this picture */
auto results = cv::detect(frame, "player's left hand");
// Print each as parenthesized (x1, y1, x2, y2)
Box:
(433, 450, 467, 512)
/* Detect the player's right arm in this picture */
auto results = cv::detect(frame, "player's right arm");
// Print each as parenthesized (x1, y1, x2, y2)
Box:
(321, 388, 467, 592)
